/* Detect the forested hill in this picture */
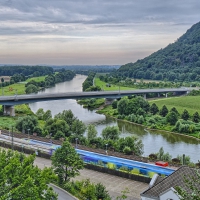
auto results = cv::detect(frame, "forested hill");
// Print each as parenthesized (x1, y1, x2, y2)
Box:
(117, 21, 200, 82)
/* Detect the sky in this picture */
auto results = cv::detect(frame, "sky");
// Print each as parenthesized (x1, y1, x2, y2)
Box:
(0, 0, 200, 66)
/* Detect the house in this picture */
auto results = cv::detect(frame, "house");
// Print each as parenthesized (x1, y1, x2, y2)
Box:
(140, 166, 199, 200)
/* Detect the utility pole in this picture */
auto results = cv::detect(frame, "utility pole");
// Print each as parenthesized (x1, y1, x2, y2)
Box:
(12, 126, 14, 151)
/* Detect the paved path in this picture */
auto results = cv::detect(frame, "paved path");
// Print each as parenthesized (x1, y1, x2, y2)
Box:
(50, 184, 78, 200)
(34, 157, 148, 200)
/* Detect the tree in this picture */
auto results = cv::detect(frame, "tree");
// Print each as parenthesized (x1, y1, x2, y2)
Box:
(150, 103, 159, 115)
(43, 110, 52, 121)
(102, 126, 120, 140)
(25, 84, 38, 94)
(71, 119, 87, 137)
(35, 108, 45, 120)
(45, 118, 70, 138)
(118, 136, 144, 156)
(55, 110, 77, 130)
(16, 115, 38, 133)
(181, 109, 190, 120)
(0, 149, 58, 200)
(170, 107, 179, 116)
(112, 100, 118, 109)
(166, 111, 178, 125)
(51, 140, 84, 185)
(159, 105, 168, 117)
(95, 183, 111, 200)
(117, 98, 129, 115)
(176, 169, 200, 200)
(192, 111, 200, 123)
(87, 124, 97, 140)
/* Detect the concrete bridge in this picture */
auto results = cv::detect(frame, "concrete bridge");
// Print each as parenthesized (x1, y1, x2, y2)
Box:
(0, 88, 192, 116)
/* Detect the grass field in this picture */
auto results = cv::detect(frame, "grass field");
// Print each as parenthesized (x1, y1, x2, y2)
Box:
(0, 75, 47, 96)
(1, 83, 27, 96)
(26, 76, 46, 82)
(94, 77, 134, 91)
(149, 96, 200, 115)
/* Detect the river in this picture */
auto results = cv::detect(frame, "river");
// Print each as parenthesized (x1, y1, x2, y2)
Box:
(29, 74, 200, 162)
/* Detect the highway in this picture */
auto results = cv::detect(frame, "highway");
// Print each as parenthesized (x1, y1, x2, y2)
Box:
(0, 88, 192, 105)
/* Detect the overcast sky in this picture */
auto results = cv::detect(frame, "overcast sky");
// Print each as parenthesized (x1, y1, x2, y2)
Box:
(0, 0, 199, 65)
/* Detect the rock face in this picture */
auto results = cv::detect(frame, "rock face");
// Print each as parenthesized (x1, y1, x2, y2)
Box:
(117, 21, 200, 82)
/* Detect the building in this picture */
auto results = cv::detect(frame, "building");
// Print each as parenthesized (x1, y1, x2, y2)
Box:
(140, 166, 199, 200)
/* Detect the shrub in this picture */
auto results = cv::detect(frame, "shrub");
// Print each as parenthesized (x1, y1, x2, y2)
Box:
(149, 154, 157, 160)
(123, 146, 132, 155)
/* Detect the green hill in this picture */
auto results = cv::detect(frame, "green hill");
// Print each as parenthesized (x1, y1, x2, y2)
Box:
(117, 21, 200, 82)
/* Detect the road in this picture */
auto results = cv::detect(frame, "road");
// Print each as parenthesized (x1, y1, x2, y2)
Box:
(49, 184, 78, 200)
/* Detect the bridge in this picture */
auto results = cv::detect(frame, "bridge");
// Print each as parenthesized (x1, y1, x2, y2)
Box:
(0, 88, 192, 116)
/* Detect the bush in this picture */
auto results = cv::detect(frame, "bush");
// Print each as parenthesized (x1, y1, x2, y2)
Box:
(123, 146, 132, 155)
(149, 154, 157, 160)
(137, 115, 144, 124)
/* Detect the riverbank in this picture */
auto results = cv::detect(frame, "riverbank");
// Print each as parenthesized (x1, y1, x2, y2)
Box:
(98, 104, 200, 142)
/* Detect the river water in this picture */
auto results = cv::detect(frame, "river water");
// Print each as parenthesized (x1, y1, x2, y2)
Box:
(29, 74, 200, 162)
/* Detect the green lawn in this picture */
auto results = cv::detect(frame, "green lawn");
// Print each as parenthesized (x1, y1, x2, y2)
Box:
(0, 75, 47, 96)
(94, 78, 134, 91)
(149, 96, 200, 115)
(26, 75, 46, 82)
(1, 83, 26, 96)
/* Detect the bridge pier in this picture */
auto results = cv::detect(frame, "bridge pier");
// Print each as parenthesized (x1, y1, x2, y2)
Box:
(143, 94, 146, 99)
(4, 105, 15, 116)
(158, 93, 160, 97)
(165, 93, 168, 98)
(105, 98, 114, 105)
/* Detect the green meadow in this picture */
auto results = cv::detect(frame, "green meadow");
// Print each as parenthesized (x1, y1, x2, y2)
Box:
(149, 96, 200, 115)
(94, 77, 134, 91)
(0, 75, 46, 96)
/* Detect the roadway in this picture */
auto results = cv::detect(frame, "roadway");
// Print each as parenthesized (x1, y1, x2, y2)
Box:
(0, 88, 191, 105)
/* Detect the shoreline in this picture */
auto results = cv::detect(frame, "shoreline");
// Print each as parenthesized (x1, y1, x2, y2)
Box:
(96, 105, 200, 142)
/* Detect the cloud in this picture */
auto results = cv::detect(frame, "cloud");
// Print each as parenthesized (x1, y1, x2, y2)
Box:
(0, 0, 199, 64)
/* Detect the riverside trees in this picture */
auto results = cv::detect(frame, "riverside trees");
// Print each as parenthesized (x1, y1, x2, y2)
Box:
(106, 96, 200, 136)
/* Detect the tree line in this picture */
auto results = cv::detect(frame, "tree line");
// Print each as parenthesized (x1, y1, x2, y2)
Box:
(0, 65, 53, 76)
(25, 70, 75, 94)
(15, 109, 144, 156)
(82, 72, 101, 91)
(111, 96, 200, 135)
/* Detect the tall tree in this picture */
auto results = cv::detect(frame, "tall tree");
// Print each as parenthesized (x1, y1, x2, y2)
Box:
(181, 109, 190, 120)
(192, 111, 200, 123)
(0, 149, 58, 200)
(71, 119, 87, 137)
(159, 105, 168, 117)
(117, 98, 129, 115)
(51, 140, 84, 185)
(16, 115, 38, 133)
(87, 124, 98, 140)
(102, 126, 120, 140)
(43, 110, 52, 121)
(150, 103, 159, 115)
(166, 111, 178, 125)
(170, 107, 179, 116)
